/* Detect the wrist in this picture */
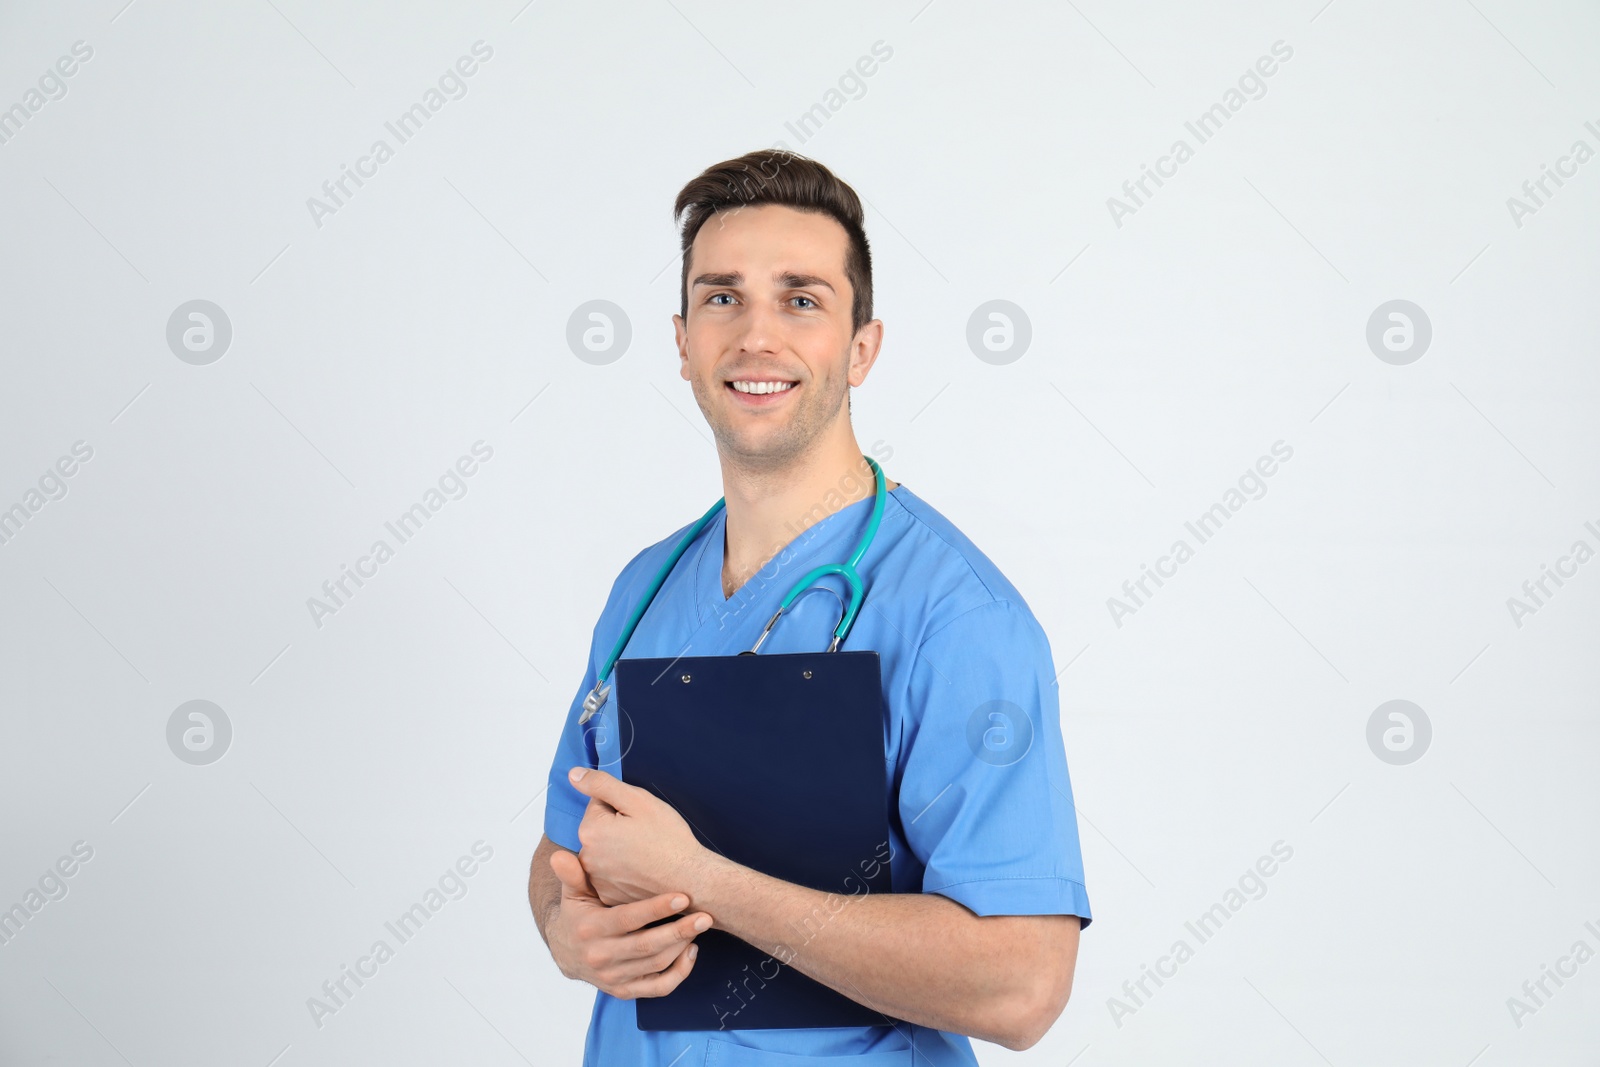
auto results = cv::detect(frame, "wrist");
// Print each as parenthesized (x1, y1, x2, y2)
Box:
(682, 847, 742, 919)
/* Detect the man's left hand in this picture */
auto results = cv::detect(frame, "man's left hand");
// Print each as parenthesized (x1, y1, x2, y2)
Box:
(569, 767, 710, 908)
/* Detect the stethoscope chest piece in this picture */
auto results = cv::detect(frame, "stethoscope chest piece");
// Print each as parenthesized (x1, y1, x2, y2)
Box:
(577, 681, 610, 725)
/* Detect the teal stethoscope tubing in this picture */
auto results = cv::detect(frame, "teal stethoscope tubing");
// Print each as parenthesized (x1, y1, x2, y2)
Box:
(578, 455, 886, 725)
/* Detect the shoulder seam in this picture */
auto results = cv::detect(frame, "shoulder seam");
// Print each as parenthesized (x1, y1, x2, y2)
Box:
(887, 490, 1008, 605)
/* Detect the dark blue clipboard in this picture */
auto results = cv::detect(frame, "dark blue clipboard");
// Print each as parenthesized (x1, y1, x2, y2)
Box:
(614, 650, 899, 1032)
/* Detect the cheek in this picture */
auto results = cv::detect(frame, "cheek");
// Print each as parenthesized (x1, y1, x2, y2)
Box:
(686, 328, 727, 370)
(816, 348, 855, 386)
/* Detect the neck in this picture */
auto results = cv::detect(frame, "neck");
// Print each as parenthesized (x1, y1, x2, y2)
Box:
(715, 431, 895, 600)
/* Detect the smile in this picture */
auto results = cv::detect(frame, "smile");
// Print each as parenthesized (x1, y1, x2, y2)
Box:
(728, 380, 796, 395)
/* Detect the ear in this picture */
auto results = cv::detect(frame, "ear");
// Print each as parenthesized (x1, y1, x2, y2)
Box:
(846, 319, 885, 387)
(673, 313, 690, 381)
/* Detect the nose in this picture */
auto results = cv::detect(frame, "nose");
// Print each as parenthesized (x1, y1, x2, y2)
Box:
(733, 295, 784, 358)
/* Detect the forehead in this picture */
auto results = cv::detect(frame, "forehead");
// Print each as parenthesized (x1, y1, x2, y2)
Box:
(689, 203, 850, 277)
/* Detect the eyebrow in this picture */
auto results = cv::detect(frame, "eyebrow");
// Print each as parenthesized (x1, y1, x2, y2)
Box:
(691, 270, 836, 293)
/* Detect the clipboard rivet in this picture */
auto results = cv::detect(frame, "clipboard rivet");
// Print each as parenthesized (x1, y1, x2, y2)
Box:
(802, 670, 813, 679)
(680, 674, 692, 683)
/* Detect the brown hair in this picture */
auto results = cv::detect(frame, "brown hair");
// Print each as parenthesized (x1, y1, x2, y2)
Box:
(674, 150, 874, 335)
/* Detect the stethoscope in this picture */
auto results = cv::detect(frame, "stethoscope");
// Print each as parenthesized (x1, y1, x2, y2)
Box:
(578, 455, 887, 725)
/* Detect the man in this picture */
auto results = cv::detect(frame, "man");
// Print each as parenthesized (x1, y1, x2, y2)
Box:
(529, 150, 1092, 1064)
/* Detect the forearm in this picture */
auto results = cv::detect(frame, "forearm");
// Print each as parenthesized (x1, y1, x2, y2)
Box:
(685, 852, 1036, 1047)
(528, 835, 562, 944)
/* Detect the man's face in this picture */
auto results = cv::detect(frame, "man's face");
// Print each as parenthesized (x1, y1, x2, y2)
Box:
(674, 204, 881, 468)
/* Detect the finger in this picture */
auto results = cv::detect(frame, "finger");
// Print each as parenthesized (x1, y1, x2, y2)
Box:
(627, 935, 701, 979)
(549, 849, 598, 902)
(602, 890, 694, 935)
(613, 942, 698, 1000)
(568, 767, 643, 813)
(619, 910, 713, 961)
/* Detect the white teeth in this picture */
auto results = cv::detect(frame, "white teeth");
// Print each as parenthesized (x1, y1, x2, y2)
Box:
(730, 380, 795, 395)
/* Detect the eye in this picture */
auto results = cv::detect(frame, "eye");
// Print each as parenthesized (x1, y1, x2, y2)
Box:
(708, 292, 735, 305)
(790, 295, 817, 309)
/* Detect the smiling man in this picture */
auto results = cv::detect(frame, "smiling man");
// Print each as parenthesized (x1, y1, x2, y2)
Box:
(528, 150, 1093, 1065)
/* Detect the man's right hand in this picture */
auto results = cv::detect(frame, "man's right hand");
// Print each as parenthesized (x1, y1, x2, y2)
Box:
(545, 847, 712, 1000)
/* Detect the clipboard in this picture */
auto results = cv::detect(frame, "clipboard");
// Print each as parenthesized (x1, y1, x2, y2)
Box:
(614, 650, 899, 1032)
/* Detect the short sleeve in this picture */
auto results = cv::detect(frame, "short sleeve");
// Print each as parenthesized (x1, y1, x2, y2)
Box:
(541, 646, 596, 853)
(541, 556, 645, 853)
(898, 599, 1093, 928)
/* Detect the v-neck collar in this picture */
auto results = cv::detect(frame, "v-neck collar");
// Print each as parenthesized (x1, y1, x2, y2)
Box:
(691, 488, 903, 621)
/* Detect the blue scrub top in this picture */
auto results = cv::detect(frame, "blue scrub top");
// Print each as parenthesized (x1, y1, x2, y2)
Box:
(543, 483, 1093, 1066)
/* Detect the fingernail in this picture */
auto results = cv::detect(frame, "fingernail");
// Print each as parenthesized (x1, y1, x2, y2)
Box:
(569, 767, 587, 781)
(693, 915, 712, 932)
(671, 895, 688, 910)
(688, 945, 698, 961)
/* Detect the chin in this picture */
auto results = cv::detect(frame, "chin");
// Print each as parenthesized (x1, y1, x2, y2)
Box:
(717, 432, 802, 467)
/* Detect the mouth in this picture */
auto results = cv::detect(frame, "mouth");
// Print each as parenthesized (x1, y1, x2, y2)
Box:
(725, 378, 799, 407)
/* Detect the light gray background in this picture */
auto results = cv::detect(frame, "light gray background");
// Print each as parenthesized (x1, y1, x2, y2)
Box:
(1, 0, 1597, 1064)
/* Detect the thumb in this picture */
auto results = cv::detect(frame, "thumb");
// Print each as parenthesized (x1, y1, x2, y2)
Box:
(567, 766, 638, 814)
(549, 848, 598, 902)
